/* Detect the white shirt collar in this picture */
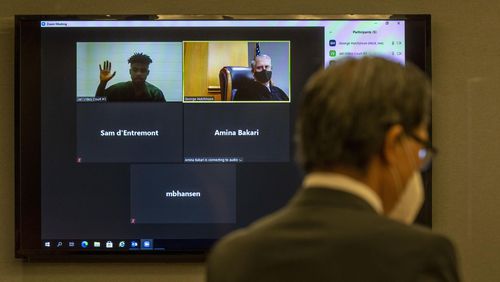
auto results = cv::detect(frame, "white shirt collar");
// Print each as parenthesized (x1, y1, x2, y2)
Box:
(303, 172, 384, 214)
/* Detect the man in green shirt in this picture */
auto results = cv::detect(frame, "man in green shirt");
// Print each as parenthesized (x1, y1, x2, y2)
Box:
(95, 53, 165, 102)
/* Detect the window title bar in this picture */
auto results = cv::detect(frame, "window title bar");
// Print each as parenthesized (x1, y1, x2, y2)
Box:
(40, 20, 402, 28)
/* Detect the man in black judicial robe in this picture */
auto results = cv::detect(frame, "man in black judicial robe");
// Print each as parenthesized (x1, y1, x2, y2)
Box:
(233, 54, 289, 101)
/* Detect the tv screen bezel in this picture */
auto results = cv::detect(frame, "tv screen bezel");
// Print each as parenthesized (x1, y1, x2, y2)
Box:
(15, 14, 431, 261)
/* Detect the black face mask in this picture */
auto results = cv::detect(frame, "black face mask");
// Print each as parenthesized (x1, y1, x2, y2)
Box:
(254, 70, 272, 83)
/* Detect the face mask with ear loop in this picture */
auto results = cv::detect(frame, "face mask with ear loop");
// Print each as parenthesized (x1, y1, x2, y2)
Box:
(388, 139, 425, 225)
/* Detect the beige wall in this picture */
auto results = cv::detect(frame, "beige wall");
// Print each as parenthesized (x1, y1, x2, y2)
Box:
(184, 42, 210, 99)
(184, 41, 248, 99)
(1, 1, 500, 281)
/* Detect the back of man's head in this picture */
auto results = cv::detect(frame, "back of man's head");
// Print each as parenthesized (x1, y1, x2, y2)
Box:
(296, 57, 431, 173)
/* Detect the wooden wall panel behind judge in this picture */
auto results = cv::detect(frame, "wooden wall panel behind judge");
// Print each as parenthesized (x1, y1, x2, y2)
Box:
(207, 41, 248, 92)
(183, 42, 209, 99)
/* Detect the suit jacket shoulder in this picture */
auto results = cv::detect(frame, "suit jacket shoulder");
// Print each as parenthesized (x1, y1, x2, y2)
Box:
(207, 188, 460, 282)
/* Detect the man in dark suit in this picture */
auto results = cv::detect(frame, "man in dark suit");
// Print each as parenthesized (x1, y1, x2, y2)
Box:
(207, 57, 460, 282)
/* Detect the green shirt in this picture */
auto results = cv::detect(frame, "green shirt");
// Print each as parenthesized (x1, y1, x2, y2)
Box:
(104, 81, 165, 102)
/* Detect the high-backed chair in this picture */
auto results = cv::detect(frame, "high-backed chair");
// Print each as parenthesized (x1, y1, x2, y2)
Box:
(219, 66, 253, 101)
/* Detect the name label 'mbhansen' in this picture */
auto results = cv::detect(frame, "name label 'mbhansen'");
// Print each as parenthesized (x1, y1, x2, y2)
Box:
(165, 190, 202, 198)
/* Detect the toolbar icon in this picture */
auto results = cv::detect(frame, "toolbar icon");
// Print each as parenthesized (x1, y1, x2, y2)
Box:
(141, 239, 153, 250)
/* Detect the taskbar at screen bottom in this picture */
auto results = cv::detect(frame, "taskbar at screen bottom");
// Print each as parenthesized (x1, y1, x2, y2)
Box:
(40, 239, 216, 252)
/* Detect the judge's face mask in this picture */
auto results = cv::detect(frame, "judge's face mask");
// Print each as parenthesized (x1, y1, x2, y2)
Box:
(254, 70, 272, 83)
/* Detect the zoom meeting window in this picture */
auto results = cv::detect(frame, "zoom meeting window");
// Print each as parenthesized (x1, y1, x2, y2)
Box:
(40, 20, 404, 243)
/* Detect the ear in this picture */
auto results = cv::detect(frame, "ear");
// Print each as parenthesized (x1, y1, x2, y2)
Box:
(382, 124, 404, 166)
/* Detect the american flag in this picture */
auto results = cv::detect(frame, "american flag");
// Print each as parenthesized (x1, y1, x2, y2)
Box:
(254, 42, 261, 57)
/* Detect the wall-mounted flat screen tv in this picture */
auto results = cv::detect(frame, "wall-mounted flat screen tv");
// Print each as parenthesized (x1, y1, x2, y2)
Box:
(15, 14, 431, 260)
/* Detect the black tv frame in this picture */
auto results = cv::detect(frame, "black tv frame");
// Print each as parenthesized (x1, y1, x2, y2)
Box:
(15, 14, 431, 261)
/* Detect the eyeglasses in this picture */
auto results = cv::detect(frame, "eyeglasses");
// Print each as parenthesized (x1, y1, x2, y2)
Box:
(406, 133, 438, 171)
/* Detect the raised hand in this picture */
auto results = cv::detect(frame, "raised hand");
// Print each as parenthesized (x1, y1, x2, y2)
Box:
(99, 60, 116, 83)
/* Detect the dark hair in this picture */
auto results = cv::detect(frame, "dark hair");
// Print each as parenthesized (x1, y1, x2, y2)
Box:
(128, 52, 153, 65)
(295, 57, 431, 172)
